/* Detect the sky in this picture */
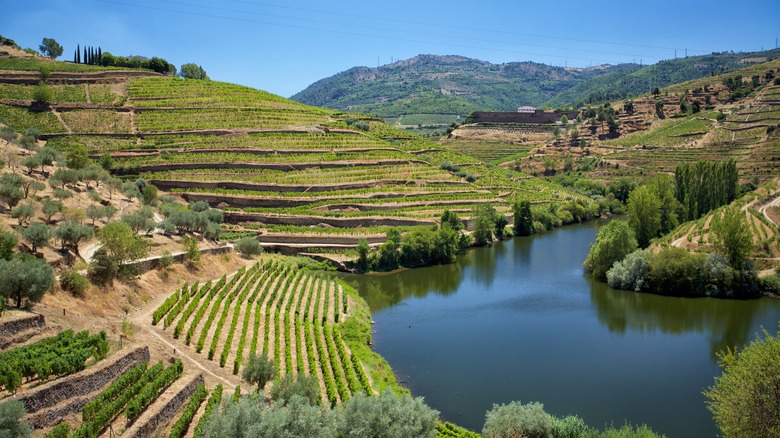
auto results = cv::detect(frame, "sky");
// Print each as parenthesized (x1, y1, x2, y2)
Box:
(2, 0, 779, 98)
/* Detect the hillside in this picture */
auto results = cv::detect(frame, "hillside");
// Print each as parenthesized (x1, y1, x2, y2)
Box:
(292, 49, 780, 133)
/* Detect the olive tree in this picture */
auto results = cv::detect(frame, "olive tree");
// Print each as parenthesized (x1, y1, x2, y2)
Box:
(0, 255, 55, 308)
(39, 37, 63, 59)
(241, 353, 275, 392)
(482, 401, 552, 438)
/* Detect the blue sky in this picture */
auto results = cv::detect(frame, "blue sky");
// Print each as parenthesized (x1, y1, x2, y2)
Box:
(2, 0, 779, 97)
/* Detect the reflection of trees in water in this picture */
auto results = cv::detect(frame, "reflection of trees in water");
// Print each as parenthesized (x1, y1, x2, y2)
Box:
(588, 279, 777, 359)
(469, 239, 507, 288)
(338, 261, 465, 312)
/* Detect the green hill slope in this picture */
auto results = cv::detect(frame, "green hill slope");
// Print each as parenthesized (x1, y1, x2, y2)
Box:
(292, 50, 780, 132)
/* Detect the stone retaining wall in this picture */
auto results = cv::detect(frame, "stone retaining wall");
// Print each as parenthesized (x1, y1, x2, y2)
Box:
(0, 313, 45, 346)
(150, 179, 412, 193)
(122, 246, 232, 273)
(224, 211, 436, 228)
(19, 346, 150, 414)
(125, 374, 205, 438)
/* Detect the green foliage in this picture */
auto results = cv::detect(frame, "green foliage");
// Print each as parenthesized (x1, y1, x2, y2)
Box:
(38, 38, 63, 59)
(242, 353, 275, 392)
(356, 238, 370, 271)
(270, 374, 321, 407)
(644, 247, 706, 296)
(168, 383, 208, 438)
(43, 422, 69, 438)
(705, 325, 780, 437)
(0, 228, 16, 260)
(710, 207, 753, 270)
(335, 390, 439, 437)
(180, 63, 209, 80)
(0, 330, 107, 393)
(0, 253, 55, 307)
(54, 221, 94, 252)
(10, 203, 34, 226)
(674, 160, 738, 221)
(142, 184, 158, 205)
(125, 360, 183, 421)
(606, 249, 651, 292)
(0, 400, 32, 438)
(182, 236, 201, 264)
(234, 237, 263, 256)
(627, 186, 661, 248)
(194, 384, 223, 438)
(32, 83, 54, 103)
(88, 248, 118, 285)
(583, 220, 638, 281)
(0, 173, 24, 209)
(482, 401, 552, 438)
(98, 221, 148, 264)
(60, 269, 89, 295)
(472, 204, 498, 246)
(82, 361, 148, 422)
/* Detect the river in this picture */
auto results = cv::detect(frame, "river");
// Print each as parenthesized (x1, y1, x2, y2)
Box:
(338, 220, 780, 437)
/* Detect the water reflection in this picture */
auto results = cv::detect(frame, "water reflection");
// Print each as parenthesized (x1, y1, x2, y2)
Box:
(587, 278, 774, 359)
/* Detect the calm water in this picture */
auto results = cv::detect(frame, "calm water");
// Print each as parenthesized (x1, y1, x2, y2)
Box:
(338, 220, 780, 437)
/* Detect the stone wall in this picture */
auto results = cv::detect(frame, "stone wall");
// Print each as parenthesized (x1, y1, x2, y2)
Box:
(125, 374, 205, 438)
(19, 346, 150, 415)
(122, 246, 232, 273)
(224, 211, 436, 228)
(0, 313, 45, 346)
(150, 178, 410, 193)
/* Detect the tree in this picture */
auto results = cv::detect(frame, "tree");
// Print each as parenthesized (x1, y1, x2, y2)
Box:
(242, 353, 275, 392)
(0, 228, 17, 260)
(0, 254, 55, 307)
(65, 144, 91, 170)
(0, 174, 24, 209)
(54, 221, 94, 253)
(356, 238, 371, 271)
(440, 209, 464, 231)
(336, 390, 439, 438)
(648, 175, 683, 235)
(235, 237, 262, 257)
(494, 214, 508, 240)
(270, 374, 321, 407)
(182, 236, 200, 265)
(560, 115, 568, 126)
(41, 198, 63, 223)
(98, 221, 148, 264)
(711, 207, 752, 270)
(512, 201, 533, 237)
(627, 186, 662, 248)
(21, 222, 50, 253)
(472, 204, 497, 246)
(32, 83, 53, 104)
(705, 325, 780, 437)
(142, 185, 158, 205)
(482, 401, 552, 438)
(38, 38, 63, 59)
(0, 400, 32, 438)
(179, 63, 209, 80)
(10, 203, 34, 226)
(583, 219, 638, 281)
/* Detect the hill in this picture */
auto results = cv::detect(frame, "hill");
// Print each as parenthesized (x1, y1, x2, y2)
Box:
(292, 50, 780, 133)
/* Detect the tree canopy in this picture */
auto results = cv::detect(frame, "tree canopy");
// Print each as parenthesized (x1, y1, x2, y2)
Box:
(583, 219, 638, 281)
(38, 38, 63, 59)
(180, 63, 209, 80)
(0, 254, 55, 308)
(705, 325, 780, 437)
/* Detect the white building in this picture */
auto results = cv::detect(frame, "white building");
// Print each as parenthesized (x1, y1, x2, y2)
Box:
(517, 106, 536, 114)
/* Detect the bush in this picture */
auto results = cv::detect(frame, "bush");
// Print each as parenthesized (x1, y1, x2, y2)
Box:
(88, 248, 118, 285)
(182, 236, 200, 265)
(705, 327, 780, 437)
(32, 83, 53, 104)
(60, 270, 89, 296)
(234, 237, 262, 256)
(550, 415, 595, 438)
(606, 249, 651, 292)
(583, 220, 637, 281)
(644, 247, 706, 296)
(482, 401, 552, 438)
(0, 400, 32, 438)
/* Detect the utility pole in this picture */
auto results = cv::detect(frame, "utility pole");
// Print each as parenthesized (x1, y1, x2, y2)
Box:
(685, 48, 687, 57)
(674, 50, 677, 59)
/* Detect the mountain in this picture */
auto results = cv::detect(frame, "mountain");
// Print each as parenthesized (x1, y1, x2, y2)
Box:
(292, 50, 780, 131)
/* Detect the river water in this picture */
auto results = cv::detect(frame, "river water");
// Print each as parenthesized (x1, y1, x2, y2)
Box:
(339, 220, 780, 437)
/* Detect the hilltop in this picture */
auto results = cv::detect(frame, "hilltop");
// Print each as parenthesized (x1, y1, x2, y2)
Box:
(292, 49, 780, 133)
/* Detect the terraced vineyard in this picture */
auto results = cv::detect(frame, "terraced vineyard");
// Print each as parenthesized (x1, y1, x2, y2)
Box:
(0, 70, 583, 255)
(151, 259, 374, 406)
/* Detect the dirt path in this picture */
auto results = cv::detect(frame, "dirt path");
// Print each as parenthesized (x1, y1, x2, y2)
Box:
(296, 277, 313, 376)
(84, 84, 91, 104)
(254, 274, 281, 356)
(759, 193, 780, 227)
(50, 107, 72, 134)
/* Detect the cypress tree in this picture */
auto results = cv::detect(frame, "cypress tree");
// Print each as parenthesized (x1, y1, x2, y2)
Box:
(97, 47, 102, 66)
(83, 46, 87, 65)
(74, 48, 78, 63)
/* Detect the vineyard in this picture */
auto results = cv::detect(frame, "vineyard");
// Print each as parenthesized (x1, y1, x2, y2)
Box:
(150, 259, 377, 406)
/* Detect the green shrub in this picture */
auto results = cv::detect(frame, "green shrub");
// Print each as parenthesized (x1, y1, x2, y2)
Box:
(483, 401, 552, 438)
(551, 415, 595, 438)
(60, 270, 89, 296)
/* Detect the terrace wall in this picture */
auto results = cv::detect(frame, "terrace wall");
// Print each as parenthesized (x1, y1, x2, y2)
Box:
(0, 313, 45, 347)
